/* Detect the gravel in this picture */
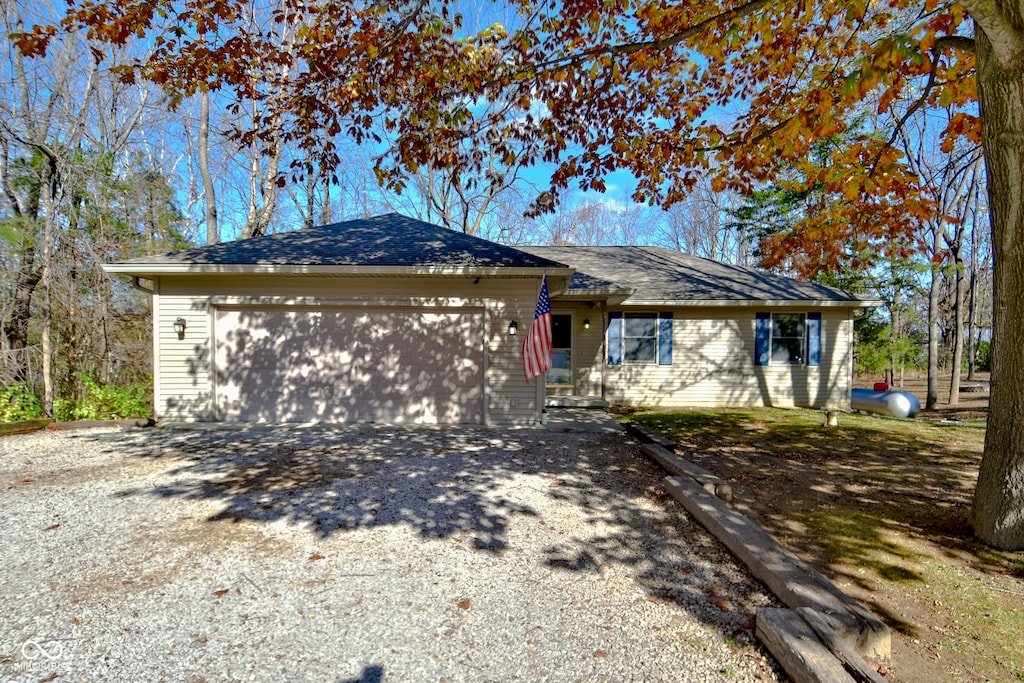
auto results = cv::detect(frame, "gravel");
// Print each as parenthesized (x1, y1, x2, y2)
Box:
(0, 421, 782, 682)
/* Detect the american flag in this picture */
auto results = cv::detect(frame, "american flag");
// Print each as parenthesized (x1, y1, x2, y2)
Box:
(522, 276, 553, 382)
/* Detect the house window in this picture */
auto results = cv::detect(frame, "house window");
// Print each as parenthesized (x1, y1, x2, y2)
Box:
(546, 314, 573, 385)
(771, 313, 806, 364)
(608, 312, 673, 366)
(623, 313, 658, 362)
(755, 311, 821, 367)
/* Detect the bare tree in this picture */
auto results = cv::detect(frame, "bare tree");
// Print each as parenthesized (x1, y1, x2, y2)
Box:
(660, 178, 750, 265)
(898, 120, 983, 410)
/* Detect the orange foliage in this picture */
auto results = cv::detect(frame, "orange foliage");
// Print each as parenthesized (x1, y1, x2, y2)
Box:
(14, 0, 979, 275)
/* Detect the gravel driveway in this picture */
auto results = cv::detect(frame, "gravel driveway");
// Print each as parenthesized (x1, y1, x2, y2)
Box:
(1, 419, 781, 682)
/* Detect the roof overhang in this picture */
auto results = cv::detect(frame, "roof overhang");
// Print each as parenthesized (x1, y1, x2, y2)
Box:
(102, 263, 571, 277)
(618, 298, 882, 308)
(551, 287, 635, 306)
(102, 262, 575, 297)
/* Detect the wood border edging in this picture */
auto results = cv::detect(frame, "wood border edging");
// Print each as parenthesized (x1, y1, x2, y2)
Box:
(628, 421, 892, 678)
(663, 474, 890, 665)
(0, 419, 52, 436)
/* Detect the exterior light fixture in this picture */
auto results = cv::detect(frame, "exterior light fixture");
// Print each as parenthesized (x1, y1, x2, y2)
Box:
(508, 320, 518, 336)
(583, 319, 591, 330)
(173, 317, 187, 339)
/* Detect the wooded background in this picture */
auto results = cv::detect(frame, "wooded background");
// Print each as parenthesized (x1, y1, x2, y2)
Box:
(0, 0, 992, 422)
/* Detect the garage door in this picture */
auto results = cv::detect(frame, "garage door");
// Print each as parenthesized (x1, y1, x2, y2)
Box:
(214, 306, 485, 424)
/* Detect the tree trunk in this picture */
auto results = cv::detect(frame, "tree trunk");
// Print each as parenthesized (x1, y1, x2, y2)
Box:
(971, 22, 1024, 550)
(967, 219, 979, 381)
(949, 237, 967, 405)
(926, 227, 942, 410)
(199, 90, 219, 245)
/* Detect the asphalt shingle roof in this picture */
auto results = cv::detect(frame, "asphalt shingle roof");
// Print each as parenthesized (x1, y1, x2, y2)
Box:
(521, 246, 871, 303)
(116, 214, 567, 270)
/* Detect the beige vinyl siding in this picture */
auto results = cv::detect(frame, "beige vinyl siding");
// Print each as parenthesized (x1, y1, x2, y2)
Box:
(152, 274, 545, 424)
(603, 307, 853, 410)
(153, 289, 214, 420)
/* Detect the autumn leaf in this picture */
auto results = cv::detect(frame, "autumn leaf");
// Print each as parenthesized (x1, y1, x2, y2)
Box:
(593, 650, 608, 658)
(457, 599, 471, 610)
(43, 524, 60, 532)
(309, 553, 324, 561)
(213, 589, 229, 598)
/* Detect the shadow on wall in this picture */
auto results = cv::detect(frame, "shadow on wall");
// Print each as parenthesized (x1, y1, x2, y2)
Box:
(606, 319, 766, 407)
(214, 307, 485, 424)
(606, 316, 848, 409)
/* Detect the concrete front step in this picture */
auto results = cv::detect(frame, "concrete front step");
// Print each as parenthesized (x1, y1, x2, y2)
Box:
(545, 395, 609, 408)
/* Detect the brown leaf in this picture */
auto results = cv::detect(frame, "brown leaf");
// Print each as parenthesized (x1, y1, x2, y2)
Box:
(213, 589, 229, 598)
(21, 479, 33, 483)
(593, 650, 608, 658)
(457, 599, 471, 610)
(309, 553, 324, 561)
(43, 524, 60, 531)
(708, 595, 731, 610)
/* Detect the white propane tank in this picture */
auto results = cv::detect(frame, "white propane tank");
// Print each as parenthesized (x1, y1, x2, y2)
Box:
(850, 388, 922, 418)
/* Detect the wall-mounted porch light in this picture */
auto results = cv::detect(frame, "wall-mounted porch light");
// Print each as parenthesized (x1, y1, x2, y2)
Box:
(173, 317, 187, 340)
(508, 320, 518, 336)
(583, 318, 591, 330)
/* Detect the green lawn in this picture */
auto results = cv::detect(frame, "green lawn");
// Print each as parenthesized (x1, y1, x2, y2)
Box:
(629, 407, 1023, 682)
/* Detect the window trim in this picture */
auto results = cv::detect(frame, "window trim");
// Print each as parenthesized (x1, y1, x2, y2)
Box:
(755, 311, 821, 367)
(770, 312, 807, 365)
(622, 312, 659, 364)
(607, 312, 672, 365)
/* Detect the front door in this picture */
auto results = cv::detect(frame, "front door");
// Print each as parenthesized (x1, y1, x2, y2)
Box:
(546, 313, 573, 390)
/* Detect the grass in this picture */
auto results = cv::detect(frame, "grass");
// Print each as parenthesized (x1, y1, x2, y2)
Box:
(629, 407, 1024, 682)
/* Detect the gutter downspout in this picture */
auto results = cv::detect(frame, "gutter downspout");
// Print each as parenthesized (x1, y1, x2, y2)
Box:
(130, 276, 154, 294)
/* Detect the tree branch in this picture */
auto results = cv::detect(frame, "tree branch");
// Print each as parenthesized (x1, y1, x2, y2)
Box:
(959, 0, 1024, 65)
(518, 0, 773, 77)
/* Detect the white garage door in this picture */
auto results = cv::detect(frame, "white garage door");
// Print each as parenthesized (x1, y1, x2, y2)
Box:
(214, 306, 485, 424)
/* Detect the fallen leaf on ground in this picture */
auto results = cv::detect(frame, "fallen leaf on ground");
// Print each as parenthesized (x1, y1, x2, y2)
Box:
(309, 553, 323, 561)
(708, 595, 731, 610)
(457, 599, 471, 609)
(213, 589, 229, 598)
(594, 650, 608, 658)
(43, 524, 60, 531)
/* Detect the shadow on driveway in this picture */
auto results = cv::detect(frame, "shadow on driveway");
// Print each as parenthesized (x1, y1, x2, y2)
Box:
(90, 421, 772, 627)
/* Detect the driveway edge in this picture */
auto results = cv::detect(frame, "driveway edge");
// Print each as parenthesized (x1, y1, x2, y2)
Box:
(627, 424, 891, 682)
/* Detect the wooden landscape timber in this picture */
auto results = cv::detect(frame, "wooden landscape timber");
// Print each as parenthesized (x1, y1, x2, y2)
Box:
(629, 421, 891, 677)
(0, 419, 52, 436)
